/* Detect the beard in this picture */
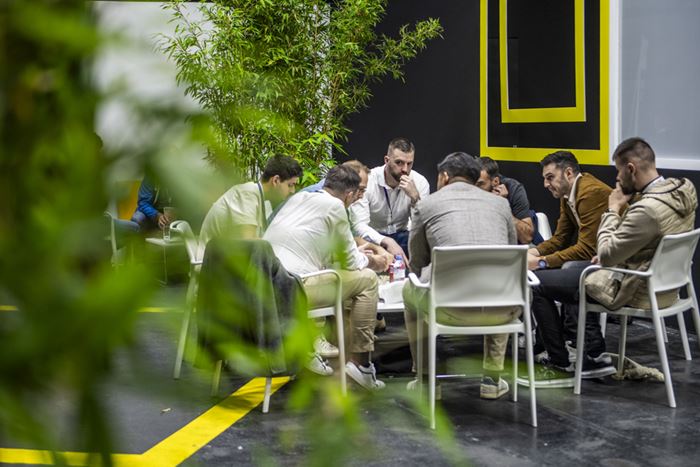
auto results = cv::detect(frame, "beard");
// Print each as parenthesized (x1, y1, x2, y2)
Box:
(386, 167, 405, 184)
(619, 174, 636, 195)
(620, 182, 636, 195)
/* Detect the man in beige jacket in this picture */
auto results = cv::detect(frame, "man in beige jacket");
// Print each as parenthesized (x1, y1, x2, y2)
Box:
(586, 137, 697, 309)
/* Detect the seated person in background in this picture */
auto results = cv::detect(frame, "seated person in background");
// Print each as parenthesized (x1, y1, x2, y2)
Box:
(264, 165, 389, 390)
(350, 137, 430, 259)
(131, 176, 174, 232)
(350, 138, 430, 332)
(198, 155, 302, 252)
(300, 159, 393, 355)
(403, 152, 518, 400)
(586, 137, 697, 310)
(477, 156, 534, 244)
(528, 151, 615, 382)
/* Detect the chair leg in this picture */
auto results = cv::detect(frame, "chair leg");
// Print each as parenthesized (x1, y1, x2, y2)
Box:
(173, 305, 192, 379)
(617, 315, 628, 376)
(335, 303, 347, 396)
(599, 312, 607, 338)
(677, 311, 691, 361)
(661, 317, 669, 343)
(573, 301, 588, 395)
(511, 332, 518, 402)
(211, 360, 222, 397)
(524, 327, 537, 428)
(652, 314, 676, 408)
(262, 377, 272, 413)
(687, 282, 700, 352)
(429, 331, 437, 430)
(417, 318, 424, 399)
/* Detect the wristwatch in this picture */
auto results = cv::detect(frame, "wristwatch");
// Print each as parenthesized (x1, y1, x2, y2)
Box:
(537, 258, 547, 269)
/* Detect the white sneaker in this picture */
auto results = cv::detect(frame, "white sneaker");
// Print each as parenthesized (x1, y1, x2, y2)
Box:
(306, 353, 333, 376)
(314, 336, 339, 358)
(345, 361, 385, 390)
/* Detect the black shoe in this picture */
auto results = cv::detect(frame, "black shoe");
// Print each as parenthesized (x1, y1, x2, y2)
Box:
(575, 357, 617, 379)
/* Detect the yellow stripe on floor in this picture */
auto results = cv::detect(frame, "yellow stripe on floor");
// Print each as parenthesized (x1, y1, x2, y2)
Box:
(0, 305, 179, 313)
(0, 377, 290, 466)
(0, 449, 140, 466)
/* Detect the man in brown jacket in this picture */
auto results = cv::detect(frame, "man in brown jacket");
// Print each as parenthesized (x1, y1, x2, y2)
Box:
(527, 151, 616, 385)
(527, 151, 611, 269)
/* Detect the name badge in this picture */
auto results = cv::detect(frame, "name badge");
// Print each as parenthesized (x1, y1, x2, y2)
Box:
(384, 225, 397, 235)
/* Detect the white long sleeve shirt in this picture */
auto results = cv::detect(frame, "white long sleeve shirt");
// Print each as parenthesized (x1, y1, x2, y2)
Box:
(264, 190, 368, 275)
(349, 165, 430, 244)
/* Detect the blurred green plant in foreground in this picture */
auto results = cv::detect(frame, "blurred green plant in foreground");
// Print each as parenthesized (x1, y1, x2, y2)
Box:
(0, 1, 464, 466)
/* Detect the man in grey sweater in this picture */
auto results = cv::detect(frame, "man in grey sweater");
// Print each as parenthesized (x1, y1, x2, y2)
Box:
(403, 152, 518, 400)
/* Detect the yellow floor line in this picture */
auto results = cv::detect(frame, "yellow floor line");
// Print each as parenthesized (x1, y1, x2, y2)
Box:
(0, 377, 290, 466)
(0, 305, 179, 313)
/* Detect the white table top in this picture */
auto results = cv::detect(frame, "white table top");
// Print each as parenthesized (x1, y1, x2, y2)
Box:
(145, 237, 183, 247)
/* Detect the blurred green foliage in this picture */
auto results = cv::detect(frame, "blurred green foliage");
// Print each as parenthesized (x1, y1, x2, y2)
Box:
(0, 1, 156, 464)
(0, 1, 463, 466)
(164, 0, 443, 181)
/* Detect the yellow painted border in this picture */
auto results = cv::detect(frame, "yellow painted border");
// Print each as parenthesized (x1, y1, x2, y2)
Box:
(499, 0, 586, 123)
(0, 306, 178, 313)
(0, 377, 290, 466)
(481, 0, 609, 165)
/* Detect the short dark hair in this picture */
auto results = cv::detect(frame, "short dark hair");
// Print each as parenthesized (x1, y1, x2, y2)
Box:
(437, 152, 481, 184)
(479, 157, 500, 179)
(323, 165, 360, 193)
(540, 151, 580, 175)
(341, 159, 370, 176)
(387, 137, 415, 155)
(261, 155, 303, 182)
(613, 137, 656, 166)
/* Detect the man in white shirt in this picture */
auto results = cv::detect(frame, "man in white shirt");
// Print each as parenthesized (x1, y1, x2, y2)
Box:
(265, 165, 388, 390)
(199, 155, 303, 252)
(350, 137, 430, 260)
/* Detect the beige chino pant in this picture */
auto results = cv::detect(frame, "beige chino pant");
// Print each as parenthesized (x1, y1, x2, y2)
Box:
(302, 268, 378, 354)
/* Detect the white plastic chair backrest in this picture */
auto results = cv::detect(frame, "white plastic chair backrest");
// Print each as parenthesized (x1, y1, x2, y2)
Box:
(535, 212, 552, 241)
(430, 245, 529, 310)
(648, 228, 700, 293)
(170, 220, 200, 264)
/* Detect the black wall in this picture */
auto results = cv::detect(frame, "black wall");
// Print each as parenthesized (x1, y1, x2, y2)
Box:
(344, 0, 700, 231)
(344, 0, 700, 329)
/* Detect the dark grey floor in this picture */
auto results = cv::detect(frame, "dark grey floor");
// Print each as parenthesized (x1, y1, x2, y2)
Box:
(4, 296, 700, 466)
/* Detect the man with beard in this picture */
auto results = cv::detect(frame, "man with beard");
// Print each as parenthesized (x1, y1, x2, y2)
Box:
(527, 151, 616, 385)
(585, 137, 697, 311)
(350, 137, 430, 261)
(350, 137, 430, 331)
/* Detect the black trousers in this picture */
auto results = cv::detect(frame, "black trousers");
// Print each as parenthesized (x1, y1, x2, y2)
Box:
(532, 262, 606, 366)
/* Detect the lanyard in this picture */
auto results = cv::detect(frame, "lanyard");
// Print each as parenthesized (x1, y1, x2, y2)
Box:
(257, 182, 268, 232)
(382, 187, 394, 228)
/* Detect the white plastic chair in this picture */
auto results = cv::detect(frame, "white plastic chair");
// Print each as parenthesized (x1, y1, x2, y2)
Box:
(574, 228, 700, 408)
(104, 212, 118, 264)
(170, 220, 203, 379)
(210, 269, 347, 413)
(412, 245, 539, 428)
(535, 212, 552, 241)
